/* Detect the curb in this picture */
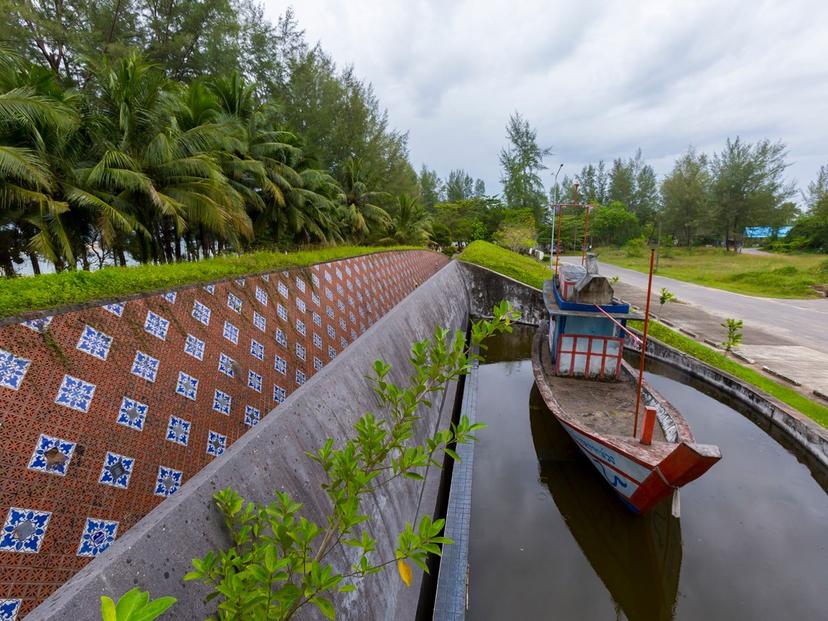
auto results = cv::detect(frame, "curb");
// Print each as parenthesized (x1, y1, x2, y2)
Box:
(732, 350, 756, 365)
(679, 327, 698, 338)
(762, 366, 802, 387)
(814, 389, 828, 403)
(703, 338, 723, 350)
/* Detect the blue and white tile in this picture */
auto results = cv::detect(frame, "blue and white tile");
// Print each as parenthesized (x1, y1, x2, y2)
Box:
(77, 518, 118, 557)
(273, 384, 286, 404)
(154, 466, 183, 497)
(296, 298, 306, 313)
(103, 302, 125, 317)
(295, 276, 306, 293)
(212, 390, 232, 415)
(328, 346, 337, 360)
(166, 415, 191, 445)
(144, 311, 169, 340)
(203, 283, 216, 295)
(235, 278, 245, 287)
(116, 397, 148, 431)
(55, 375, 96, 413)
(253, 311, 266, 332)
(296, 319, 306, 336)
(277, 303, 288, 321)
(21, 316, 53, 333)
(244, 405, 260, 427)
(295, 343, 305, 361)
(0, 599, 21, 620)
(184, 334, 205, 361)
(278, 282, 289, 299)
(313, 357, 323, 372)
(227, 293, 242, 313)
(206, 430, 227, 457)
(192, 300, 211, 325)
(131, 351, 159, 382)
(223, 321, 239, 345)
(218, 353, 236, 377)
(275, 328, 287, 347)
(261, 273, 270, 282)
(250, 339, 264, 361)
(99, 452, 134, 488)
(255, 286, 268, 306)
(247, 370, 262, 393)
(28, 434, 75, 476)
(0, 508, 51, 553)
(175, 372, 198, 401)
(0, 349, 30, 391)
(274, 354, 287, 375)
(76, 325, 113, 360)
(162, 291, 177, 304)
(295, 369, 306, 386)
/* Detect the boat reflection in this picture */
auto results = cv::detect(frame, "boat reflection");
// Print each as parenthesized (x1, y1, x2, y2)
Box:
(529, 386, 682, 621)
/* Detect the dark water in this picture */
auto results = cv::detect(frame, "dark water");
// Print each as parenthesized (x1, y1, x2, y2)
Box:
(467, 326, 828, 621)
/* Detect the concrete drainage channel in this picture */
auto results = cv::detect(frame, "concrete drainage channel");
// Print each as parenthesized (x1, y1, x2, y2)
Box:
(26, 261, 827, 620)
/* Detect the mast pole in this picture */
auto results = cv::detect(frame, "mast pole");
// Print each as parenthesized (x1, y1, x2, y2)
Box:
(633, 248, 656, 437)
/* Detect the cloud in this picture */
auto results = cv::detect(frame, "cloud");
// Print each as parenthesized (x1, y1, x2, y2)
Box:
(265, 0, 828, 198)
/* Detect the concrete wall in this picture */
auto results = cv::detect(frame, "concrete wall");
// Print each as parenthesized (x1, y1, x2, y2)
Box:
(456, 262, 545, 325)
(26, 261, 470, 621)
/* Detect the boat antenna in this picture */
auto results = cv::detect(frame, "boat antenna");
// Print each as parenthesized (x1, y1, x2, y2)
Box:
(633, 247, 656, 437)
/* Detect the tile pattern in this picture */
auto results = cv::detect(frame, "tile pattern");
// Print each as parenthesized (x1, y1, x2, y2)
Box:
(0, 250, 446, 615)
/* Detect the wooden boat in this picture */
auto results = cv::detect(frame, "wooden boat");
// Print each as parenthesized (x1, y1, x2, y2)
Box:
(530, 257, 721, 514)
(529, 392, 682, 621)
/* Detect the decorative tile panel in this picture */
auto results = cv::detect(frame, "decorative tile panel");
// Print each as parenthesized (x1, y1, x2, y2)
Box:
(227, 292, 242, 313)
(218, 353, 236, 378)
(296, 319, 306, 336)
(253, 311, 266, 332)
(144, 311, 170, 340)
(55, 374, 96, 412)
(76, 324, 113, 360)
(277, 303, 288, 321)
(98, 452, 134, 489)
(244, 405, 260, 427)
(275, 329, 287, 347)
(21, 316, 52, 333)
(175, 372, 198, 401)
(295, 369, 306, 386)
(247, 370, 262, 393)
(77, 518, 118, 557)
(154, 466, 183, 497)
(313, 333, 322, 349)
(103, 302, 125, 317)
(163, 291, 177, 304)
(0, 349, 30, 391)
(223, 320, 239, 345)
(255, 286, 268, 306)
(295, 343, 306, 361)
(296, 298, 306, 313)
(166, 415, 191, 445)
(0, 508, 51, 553)
(278, 282, 289, 299)
(212, 389, 232, 415)
(203, 283, 216, 294)
(273, 384, 286, 404)
(27, 434, 76, 476)
(274, 354, 287, 375)
(0, 599, 21, 620)
(117, 397, 148, 431)
(206, 430, 227, 457)
(184, 334, 205, 361)
(192, 300, 211, 325)
(250, 339, 264, 361)
(131, 351, 159, 382)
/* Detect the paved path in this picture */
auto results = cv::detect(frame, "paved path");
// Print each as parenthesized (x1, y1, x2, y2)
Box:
(559, 256, 828, 396)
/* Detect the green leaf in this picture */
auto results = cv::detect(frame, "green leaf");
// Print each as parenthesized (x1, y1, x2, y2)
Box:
(311, 596, 336, 620)
(100, 596, 117, 621)
(131, 597, 177, 621)
(115, 588, 149, 619)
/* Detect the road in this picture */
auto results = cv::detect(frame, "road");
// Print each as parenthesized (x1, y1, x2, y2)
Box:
(561, 256, 828, 356)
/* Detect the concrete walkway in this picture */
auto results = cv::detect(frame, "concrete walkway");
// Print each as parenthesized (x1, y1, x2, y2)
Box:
(559, 257, 828, 399)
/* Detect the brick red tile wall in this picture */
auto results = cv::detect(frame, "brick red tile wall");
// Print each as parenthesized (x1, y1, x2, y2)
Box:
(0, 250, 448, 618)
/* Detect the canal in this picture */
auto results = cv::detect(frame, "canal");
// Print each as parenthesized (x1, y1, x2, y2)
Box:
(466, 325, 828, 621)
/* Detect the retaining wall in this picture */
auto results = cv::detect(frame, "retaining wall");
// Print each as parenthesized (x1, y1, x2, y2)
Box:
(0, 250, 448, 619)
(456, 262, 545, 325)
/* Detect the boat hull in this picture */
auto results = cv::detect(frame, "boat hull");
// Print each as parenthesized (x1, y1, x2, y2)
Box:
(531, 323, 721, 514)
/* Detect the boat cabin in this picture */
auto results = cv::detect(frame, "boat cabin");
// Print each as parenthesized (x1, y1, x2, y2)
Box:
(544, 256, 642, 380)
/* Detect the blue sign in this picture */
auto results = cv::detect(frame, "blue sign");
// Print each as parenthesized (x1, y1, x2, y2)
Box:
(744, 226, 793, 238)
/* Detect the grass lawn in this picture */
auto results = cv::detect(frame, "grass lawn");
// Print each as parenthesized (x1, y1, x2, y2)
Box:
(597, 246, 828, 298)
(458, 240, 551, 289)
(0, 245, 419, 319)
(460, 241, 828, 428)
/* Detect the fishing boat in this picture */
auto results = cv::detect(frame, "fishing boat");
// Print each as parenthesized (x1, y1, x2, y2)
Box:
(530, 253, 721, 514)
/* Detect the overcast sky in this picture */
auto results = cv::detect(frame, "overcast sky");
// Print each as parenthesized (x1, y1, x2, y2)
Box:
(264, 1, 828, 202)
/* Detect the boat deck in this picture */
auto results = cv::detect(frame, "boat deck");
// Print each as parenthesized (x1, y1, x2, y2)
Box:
(540, 342, 666, 442)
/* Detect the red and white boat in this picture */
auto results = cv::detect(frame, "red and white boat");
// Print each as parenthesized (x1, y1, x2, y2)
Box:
(530, 256, 721, 514)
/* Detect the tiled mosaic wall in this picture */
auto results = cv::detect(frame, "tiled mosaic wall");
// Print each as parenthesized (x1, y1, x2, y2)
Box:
(0, 250, 448, 619)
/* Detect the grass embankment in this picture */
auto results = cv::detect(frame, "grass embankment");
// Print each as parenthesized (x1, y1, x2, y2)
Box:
(598, 247, 828, 298)
(458, 240, 552, 289)
(0, 245, 419, 319)
(459, 241, 828, 427)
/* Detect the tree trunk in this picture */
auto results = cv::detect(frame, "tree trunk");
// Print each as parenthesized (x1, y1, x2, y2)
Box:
(117, 248, 127, 267)
(28, 253, 41, 275)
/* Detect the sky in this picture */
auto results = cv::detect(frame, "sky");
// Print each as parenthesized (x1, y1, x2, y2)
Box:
(263, 0, 828, 203)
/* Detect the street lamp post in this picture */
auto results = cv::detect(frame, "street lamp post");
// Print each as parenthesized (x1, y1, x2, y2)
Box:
(550, 163, 563, 271)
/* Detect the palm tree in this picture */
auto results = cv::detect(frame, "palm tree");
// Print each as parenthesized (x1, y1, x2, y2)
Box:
(339, 157, 390, 241)
(382, 193, 431, 245)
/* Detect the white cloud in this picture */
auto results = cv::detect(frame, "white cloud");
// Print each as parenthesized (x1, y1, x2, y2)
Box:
(264, 0, 828, 199)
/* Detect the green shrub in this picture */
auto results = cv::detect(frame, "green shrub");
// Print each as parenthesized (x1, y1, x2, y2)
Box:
(623, 237, 647, 258)
(100, 588, 175, 620)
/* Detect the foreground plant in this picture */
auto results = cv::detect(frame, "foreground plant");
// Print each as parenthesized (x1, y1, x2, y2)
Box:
(100, 588, 176, 621)
(186, 302, 516, 619)
(721, 318, 744, 355)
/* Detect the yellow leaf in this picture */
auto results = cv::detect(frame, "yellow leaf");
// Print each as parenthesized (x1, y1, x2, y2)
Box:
(100, 596, 116, 621)
(397, 559, 412, 587)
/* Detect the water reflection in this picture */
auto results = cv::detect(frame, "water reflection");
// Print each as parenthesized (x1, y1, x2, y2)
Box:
(530, 386, 681, 621)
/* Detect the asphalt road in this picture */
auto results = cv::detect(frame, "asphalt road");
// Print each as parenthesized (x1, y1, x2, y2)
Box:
(561, 256, 828, 356)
